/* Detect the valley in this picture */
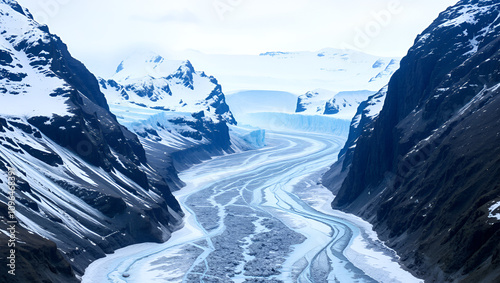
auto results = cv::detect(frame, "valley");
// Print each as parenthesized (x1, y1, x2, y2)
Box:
(1, 1, 499, 282)
(83, 131, 420, 283)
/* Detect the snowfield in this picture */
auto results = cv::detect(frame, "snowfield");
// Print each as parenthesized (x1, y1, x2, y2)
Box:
(173, 48, 400, 94)
(83, 131, 422, 283)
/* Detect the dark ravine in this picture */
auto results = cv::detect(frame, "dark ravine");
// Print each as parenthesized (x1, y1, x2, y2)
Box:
(325, 1, 500, 282)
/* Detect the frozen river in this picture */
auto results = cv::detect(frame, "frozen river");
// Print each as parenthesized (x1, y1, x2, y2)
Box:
(83, 131, 422, 283)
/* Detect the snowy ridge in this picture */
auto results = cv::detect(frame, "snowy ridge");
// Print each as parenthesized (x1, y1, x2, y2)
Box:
(99, 52, 248, 157)
(0, 117, 182, 272)
(415, 0, 500, 57)
(126, 111, 212, 151)
(100, 52, 235, 125)
(113, 51, 183, 82)
(291, 54, 396, 121)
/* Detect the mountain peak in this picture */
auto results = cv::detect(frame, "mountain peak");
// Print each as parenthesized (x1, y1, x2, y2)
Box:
(112, 51, 182, 82)
(176, 60, 195, 75)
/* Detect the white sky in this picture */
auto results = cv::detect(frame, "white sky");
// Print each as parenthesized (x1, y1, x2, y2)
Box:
(17, 0, 458, 77)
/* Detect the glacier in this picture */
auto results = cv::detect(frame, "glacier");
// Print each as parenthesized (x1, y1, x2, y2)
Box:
(82, 131, 422, 283)
(237, 112, 352, 137)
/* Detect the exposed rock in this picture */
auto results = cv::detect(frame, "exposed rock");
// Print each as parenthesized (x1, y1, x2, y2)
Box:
(326, 1, 500, 281)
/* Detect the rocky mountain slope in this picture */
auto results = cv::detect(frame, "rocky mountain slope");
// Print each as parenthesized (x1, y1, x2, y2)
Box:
(98, 52, 243, 175)
(0, 0, 182, 280)
(326, 0, 500, 282)
(322, 86, 388, 192)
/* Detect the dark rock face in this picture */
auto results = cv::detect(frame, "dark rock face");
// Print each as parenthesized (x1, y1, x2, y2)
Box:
(0, 0, 183, 279)
(327, 1, 500, 282)
(323, 100, 340, 115)
(295, 92, 313, 113)
(0, 203, 79, 283)
(338, 87, 387, 172)
(323, 87, 387, 193)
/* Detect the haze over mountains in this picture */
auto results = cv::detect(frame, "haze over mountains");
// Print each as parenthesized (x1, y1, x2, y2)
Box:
(177, 48, 400, 94)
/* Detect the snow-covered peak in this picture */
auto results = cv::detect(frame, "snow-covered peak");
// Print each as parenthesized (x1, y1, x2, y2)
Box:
(112, 51, 185, 82)
(173, 60, 195, 75)
(101, 53, 236, 126)
(167, 60, 196, 90)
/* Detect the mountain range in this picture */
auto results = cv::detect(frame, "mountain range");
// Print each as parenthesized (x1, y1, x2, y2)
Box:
(99, 52, 246, 174)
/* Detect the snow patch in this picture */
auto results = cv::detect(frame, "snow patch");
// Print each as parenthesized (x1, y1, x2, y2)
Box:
(488, 201, 500, 221)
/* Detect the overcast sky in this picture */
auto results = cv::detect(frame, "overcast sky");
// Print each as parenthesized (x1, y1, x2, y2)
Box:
(18, 0, 458, 77)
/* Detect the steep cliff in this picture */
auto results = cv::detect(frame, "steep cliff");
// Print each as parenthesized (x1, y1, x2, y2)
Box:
(328, 1, 500, 281)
